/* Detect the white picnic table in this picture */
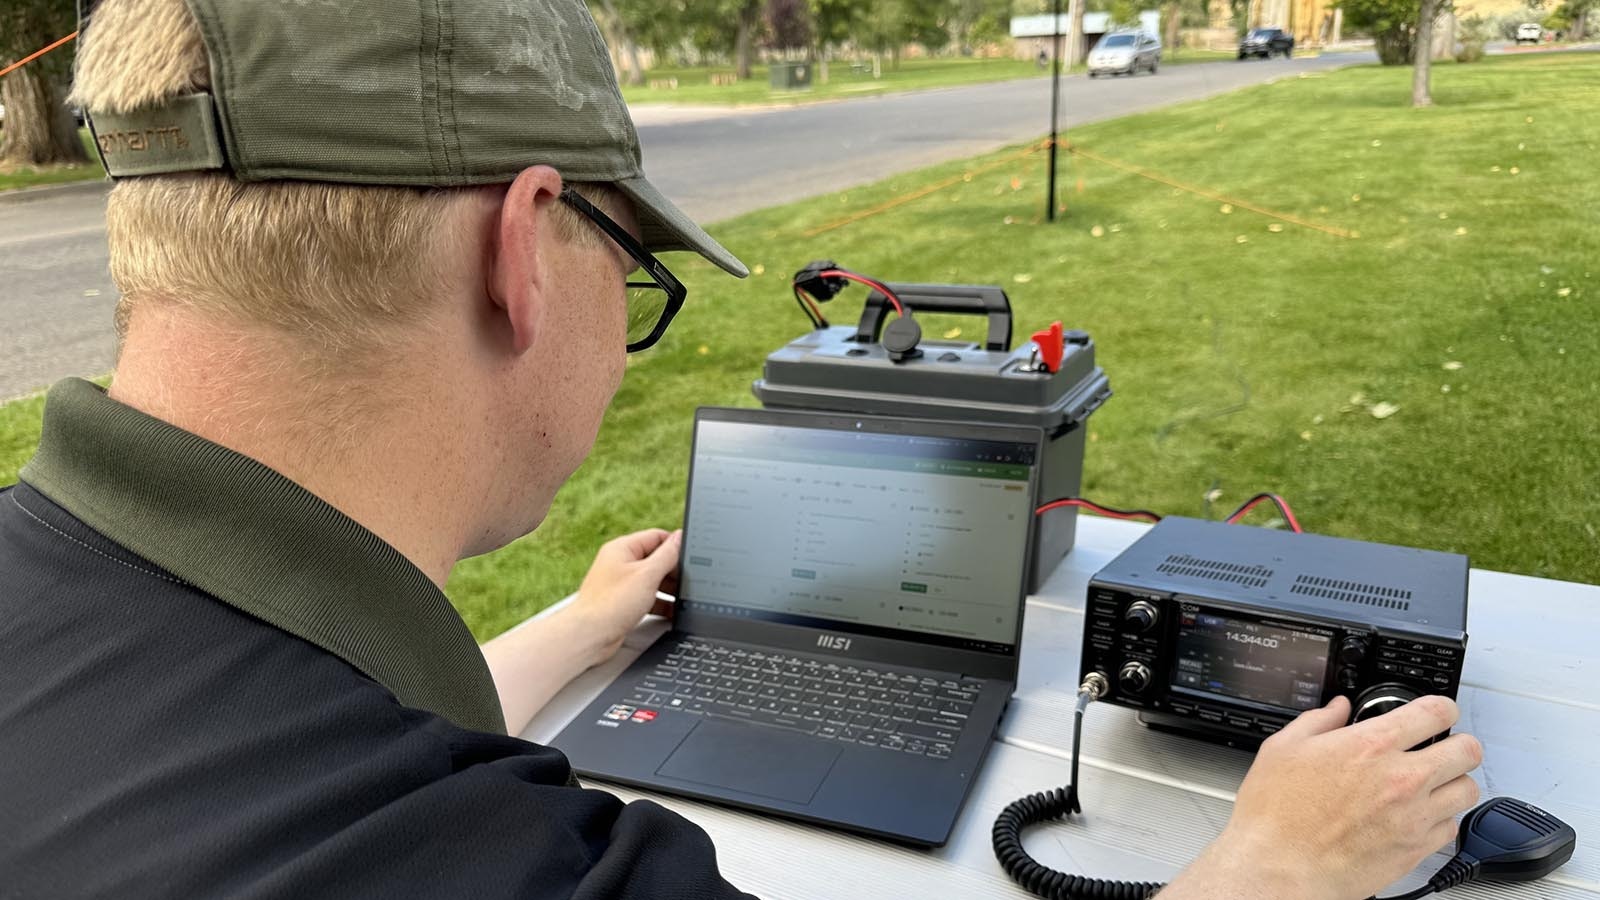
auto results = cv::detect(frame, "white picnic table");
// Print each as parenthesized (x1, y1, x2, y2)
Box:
(518, 517, 1598, 899)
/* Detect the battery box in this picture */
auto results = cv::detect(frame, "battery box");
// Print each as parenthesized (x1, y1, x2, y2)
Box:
(752, 282, 1111, 591)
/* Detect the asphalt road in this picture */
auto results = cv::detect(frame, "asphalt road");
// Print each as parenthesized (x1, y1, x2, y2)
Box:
(0, 52, 1369, 400)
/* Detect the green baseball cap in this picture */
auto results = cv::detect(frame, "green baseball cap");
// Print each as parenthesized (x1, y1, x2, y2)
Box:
(83, 0, 747, 278)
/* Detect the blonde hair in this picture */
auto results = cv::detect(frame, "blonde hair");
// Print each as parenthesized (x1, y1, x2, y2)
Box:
(71, 0, 617, 357)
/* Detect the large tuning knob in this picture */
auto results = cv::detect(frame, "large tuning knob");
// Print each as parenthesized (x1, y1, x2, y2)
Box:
(1351, 684, 1419, 724)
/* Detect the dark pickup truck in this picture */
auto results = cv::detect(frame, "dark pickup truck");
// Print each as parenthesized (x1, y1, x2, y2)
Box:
(1239, 27, 1294, 58)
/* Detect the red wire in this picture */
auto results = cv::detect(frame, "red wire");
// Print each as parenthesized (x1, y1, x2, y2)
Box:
(1225, 493, 1304, 533)
(1036, 498, 1162, 524)
(819, 269, 905, 316)
(793, 285, 827, 328)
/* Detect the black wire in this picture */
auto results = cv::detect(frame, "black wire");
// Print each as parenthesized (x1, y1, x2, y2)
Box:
(992, 693, 1165, 900)
(792, 285, 827, 329)
(1375, 885, 1439, 900)
(1225, 492, 1296, 527)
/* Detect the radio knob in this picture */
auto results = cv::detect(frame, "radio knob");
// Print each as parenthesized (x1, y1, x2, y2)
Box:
(1351, 684, 1420, 724)
(1123, 600, 1160, 634)
(1338, 637, 1369, 666)
(1118, 661, 1153, 695)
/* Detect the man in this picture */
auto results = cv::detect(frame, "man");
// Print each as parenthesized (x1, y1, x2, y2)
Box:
(0, 0, 1482, 897)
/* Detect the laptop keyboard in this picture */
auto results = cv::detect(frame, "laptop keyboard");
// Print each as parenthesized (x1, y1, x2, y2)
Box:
(618, 639, 981, 759)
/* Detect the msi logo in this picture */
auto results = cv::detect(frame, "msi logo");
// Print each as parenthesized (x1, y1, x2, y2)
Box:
(816, 634, 852, 652)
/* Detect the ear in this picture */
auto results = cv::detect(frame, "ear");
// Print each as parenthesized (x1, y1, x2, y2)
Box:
(486, 165, 565, 355)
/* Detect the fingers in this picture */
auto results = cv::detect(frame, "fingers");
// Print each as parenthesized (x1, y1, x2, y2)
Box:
(1416, 732, 1484, 791)
(604, 528, 672, 561)
(1274, 695, 1352, 740)
(1351, 694, 1460, 752)
(636, 529, 682, 581)
(1426, 772, 1481, 823)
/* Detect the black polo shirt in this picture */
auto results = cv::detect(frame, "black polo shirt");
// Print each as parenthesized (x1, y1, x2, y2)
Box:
(0, 378, 752, 899)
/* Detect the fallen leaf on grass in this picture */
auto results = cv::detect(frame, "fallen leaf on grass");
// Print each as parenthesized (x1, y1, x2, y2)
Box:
(1013, 274, 1033, 284)
(1441, 385, 1451, 393)
(697, 345, 710, 356)
(1370, 402, 1400, 419)
(1109, 224, 1123, 233)
(1300, 431, 1313, 441)
(1442, 360, 1464, 371)
(752, 263, 766, 276)
(1268, 223, 1284, 233)
(1236, 235, 1249, 244)
(1220, 203, 1234, 214)
(1003, 215, 1016, 225)
(1510, 167, 1521, 175)
(1091, 225, 1105, 237)
(1204, 488, 1223, 503)
(1351, 193, 1362, 202)
(1010, 177, 1023, 191)
(1557, 287, 1572, 297)
(1438, 212, 1449, 220)
(944, 327, 963, 339)
(1455, 227, 1468, 235)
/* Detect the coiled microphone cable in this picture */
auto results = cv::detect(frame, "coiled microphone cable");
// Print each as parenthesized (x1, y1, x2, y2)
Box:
(991, 673, 1166, 900)
(991, 683, 1578, 900)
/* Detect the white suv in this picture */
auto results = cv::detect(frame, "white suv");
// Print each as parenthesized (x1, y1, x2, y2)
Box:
(1516, 23, 1543, 44)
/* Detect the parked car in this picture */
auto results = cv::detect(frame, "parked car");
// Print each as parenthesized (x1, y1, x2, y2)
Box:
(1515, 22, 1543, 43)
(1239, 27, 1294, 58)
(1087, 32, 1162, 77)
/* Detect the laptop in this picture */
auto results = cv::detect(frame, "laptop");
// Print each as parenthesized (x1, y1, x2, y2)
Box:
(550, 407, 1042, 846)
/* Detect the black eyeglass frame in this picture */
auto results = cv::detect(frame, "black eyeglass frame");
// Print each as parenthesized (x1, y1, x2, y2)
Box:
(559, 187, 687, 353)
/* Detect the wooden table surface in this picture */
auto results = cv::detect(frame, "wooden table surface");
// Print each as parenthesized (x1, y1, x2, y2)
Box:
(519, 517, 1598, 899)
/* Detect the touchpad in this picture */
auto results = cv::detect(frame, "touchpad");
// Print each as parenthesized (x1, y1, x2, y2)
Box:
(656, 718, 841, 805)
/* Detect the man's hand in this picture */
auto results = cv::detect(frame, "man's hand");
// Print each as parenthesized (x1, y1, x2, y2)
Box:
(568, 528, 682, 666)
(1161, 695, 1483, 900)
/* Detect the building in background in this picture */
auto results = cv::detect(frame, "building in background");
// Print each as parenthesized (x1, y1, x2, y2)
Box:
(1010, 11, 1162, 60)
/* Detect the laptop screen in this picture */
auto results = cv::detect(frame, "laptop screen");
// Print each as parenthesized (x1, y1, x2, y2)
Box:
(678, 415, 1037, 655)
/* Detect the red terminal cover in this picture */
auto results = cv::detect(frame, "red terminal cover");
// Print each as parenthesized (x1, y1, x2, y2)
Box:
(1031, 321, 1065, 373)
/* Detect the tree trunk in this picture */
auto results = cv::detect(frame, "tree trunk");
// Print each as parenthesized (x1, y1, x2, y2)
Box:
(594, 0, 645, 85)
(1068, 0, 1088, 65)
(0, 61, 88, 167)
(1411, 0, 1437, 106)
(735, 1, 759, 80)
(1163, 0, 1183, 48)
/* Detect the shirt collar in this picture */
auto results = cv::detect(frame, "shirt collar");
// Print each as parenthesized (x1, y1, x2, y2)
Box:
(20, 378, 506, 734)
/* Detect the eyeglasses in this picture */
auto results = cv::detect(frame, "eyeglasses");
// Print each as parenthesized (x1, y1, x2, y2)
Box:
(559, 187, 687, 353)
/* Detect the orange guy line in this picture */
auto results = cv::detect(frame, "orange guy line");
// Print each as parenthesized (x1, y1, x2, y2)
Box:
(0, 31, 80, 80)
(1065, 142, 1354, 239)
(802, 140, 1049, 238)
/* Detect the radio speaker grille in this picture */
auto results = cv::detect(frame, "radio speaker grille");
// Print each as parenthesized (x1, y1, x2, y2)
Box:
(1290, 574, 1412, 611)
(1156, 554, 1271, 589)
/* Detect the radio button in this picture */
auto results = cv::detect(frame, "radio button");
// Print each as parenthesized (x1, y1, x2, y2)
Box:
(1338, 637, 1369, 666)
(1403, 665, 1429, 679)
(1378, 648, 1401, 661)
(1428, 645, 1460, 659)
(1118, 661, 1153, 695)
(1197, 708, 1225, 725)
(1168, 701, 1196, 717)
(1123, 600, 1160, 634)
(1225, 715, 1253, 731)
(1377, 661, 1401, 674)
(1257, 720, 1284, 736)
(1430, 672, 1453, 689)
(1337, 668, 1361, 690)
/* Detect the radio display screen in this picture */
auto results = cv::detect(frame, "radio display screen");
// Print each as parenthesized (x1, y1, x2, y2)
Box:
(1172, 608, 1332, 712)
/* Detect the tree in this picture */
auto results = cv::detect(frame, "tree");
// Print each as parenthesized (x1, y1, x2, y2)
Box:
(767, 0, 814, 51)
(588, 0, 646, 85)
(734, 0, 764, 77)
(1, 0, 89, 168)
(1412, 0, 1442, 105)
(1336, 0, 1424, 64)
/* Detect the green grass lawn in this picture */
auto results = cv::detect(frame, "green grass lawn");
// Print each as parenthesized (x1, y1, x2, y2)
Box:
(0, 128, 106, 192)
(620, 50, 1235, 106)
(2, 55, 1596, 641)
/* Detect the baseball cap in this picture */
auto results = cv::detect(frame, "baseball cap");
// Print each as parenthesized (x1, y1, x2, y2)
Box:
(81, 0, 747, 278)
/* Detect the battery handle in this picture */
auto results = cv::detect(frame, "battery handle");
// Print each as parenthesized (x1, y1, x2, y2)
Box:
(853, 283, 1014, 352)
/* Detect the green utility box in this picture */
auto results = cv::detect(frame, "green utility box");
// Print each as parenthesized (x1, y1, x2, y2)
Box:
(769, 61, 813, 90)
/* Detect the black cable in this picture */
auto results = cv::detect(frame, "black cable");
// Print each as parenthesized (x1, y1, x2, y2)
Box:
(992, 678, 1166, 900)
